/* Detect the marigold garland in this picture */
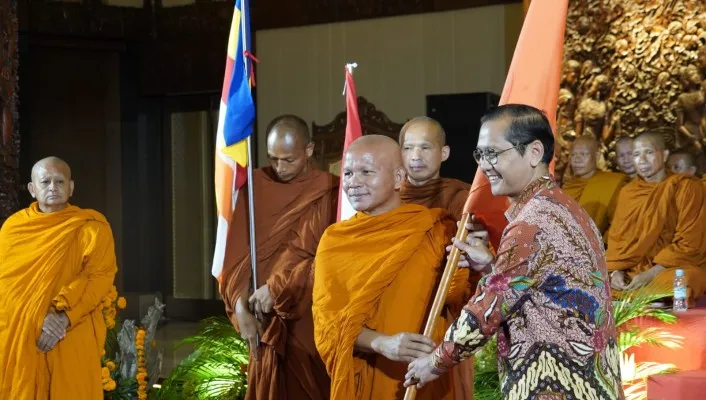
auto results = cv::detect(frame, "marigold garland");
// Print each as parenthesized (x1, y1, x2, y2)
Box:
(100, 286, 127, 394)
(136, 327, 148, 399)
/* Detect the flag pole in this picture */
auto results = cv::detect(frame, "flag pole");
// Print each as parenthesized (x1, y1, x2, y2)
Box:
(241, 0, 260, 350)
(402, 214, 470, 400)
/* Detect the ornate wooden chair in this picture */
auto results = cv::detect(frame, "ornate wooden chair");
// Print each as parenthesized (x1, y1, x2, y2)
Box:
(311, 96, 405, 175)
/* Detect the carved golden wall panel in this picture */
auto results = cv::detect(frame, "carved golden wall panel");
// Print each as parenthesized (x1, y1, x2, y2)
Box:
(558, 0, 706, 175)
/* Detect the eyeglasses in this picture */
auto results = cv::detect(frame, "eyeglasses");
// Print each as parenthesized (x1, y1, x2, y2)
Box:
(473, 144, 526, 165)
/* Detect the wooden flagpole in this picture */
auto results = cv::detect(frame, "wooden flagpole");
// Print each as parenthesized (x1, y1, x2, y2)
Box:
(403, 213, 471, 400)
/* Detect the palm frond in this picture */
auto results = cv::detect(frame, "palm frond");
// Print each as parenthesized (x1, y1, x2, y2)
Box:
(618, 327, 684, 353)
(473, 336, 502, 398)
(472, 369, 503, 400)
(613, 285, 675, 328)
(155, 317, 248, 400)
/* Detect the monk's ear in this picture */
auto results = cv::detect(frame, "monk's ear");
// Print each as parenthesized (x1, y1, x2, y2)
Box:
(27, 182, 36, 198)
(305, 142, 315, 159)
(69, 180, 75, 197)
(394, 166, 406, 190)
(441, 145, 450, 162)
(663, 149, 670, 162)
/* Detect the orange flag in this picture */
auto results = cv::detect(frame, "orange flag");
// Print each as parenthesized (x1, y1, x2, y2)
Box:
(463, 0, 568, 249)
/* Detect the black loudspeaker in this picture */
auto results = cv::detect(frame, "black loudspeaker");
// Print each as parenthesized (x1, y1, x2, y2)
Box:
(426, 92, 500, 184)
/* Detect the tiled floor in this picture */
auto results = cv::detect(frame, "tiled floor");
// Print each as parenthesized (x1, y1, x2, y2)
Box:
(154, 321, 202, 378)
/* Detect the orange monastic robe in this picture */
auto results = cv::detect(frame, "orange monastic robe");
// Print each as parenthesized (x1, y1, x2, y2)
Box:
(562, 171, 628, 235)
(606, 174, 706, 298)
(400, 177, 475, 399)
(0, 203, 117, 400)
(400, 177, 470, 221)
(220, 166, 338, 400)
(313, 204, 465, 400)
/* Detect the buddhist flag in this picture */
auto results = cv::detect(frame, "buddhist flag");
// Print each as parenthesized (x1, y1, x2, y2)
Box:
(337, 63, 362, 222)
(211, 0, 256, 279)
(463, 0, 567, 249)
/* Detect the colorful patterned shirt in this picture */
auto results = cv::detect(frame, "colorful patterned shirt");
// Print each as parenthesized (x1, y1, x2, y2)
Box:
(432, 177, 624, 400)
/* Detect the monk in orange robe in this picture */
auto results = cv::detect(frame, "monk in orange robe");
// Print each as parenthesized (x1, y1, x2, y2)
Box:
(614, 136, 637, 179)
(220, 115, 338, 400)
(399, 117, 474, 398)
(607, 132, 706, 299)
(399, 117, 470, 220)
(562, 136, 628, 235)
(313, 135, 468, 400)
(667, 150, 698, 177)
(0, 157, 118, 400)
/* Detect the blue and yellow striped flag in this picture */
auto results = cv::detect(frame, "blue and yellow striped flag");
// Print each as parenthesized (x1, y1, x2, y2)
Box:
(212, 0, 255, 279)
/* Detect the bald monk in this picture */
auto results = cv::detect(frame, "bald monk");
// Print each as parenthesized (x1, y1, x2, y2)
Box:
(615, 136, 637, 179)
(0, 157, 118, 399)
(399, 117, 470, 220)
(607, 132, 706, 299)
(399, 118, 474, 398)
(562, 136, 628, 235)
(667, 150, 698, 177)
(313, 135, 467, 400)
(220, 115, 337, 400)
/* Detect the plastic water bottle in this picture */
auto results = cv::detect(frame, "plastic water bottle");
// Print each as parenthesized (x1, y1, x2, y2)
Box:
(673, 269, 688, 312)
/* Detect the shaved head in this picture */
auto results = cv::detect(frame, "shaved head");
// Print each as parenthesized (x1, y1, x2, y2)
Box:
(28, 156, 74, 213)
(633, 131, 669, 182)
(266, 115, 311, 145)
(572, 135, 599, 152)
(634, 131, 667, 152)
(32, 156, 71, 181)
(570, 136, 599, 178)
(343, 135, 406, 215)
(667, 150, 698, 176)
(266, 115, 314, 182)
(615, 136, 636, 177)
(399, 117, 450, 186)
(399, 117, 446, 147)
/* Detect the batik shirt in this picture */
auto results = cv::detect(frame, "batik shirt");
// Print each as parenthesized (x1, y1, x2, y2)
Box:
(432, 177, 624, 400)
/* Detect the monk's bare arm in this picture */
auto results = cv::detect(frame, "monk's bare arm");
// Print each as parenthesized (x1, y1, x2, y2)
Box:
(355, 328, 437, 363)
(52, 220, 117, 328)
(355, 328, 383, 353)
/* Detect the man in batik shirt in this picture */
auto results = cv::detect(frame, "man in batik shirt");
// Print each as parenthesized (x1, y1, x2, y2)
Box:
(405, 105, 623, 400)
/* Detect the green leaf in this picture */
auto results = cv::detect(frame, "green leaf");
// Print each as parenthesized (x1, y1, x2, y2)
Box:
(154, 317, 249, 400)
(509, 276, 534, 291)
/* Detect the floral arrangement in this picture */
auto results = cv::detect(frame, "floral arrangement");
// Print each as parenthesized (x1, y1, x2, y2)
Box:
(100, 287, 165, 400)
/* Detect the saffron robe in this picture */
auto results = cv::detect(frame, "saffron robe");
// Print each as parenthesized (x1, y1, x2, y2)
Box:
(220, 166, 338, 400)
(606, 174, 706, 298)
(400, 177, 470, 221)
(0, 203, 117, 400)
(400, 177, 475, 399)
(313, 204, 467, 400)
(562, 171, 628, 235)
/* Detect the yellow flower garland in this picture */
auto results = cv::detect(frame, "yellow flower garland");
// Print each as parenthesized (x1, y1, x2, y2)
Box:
(100, 286, 127, 393)
(136, 327, 148, 399)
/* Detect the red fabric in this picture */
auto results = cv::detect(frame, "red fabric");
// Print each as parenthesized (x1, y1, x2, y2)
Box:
(647, 370, 706, 400)
(336, 66, 362, 222)
(463, 0, 568, 250)
(626, 308, 706, 371)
